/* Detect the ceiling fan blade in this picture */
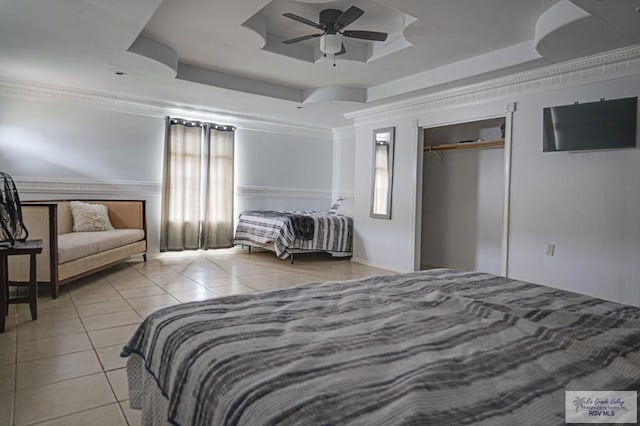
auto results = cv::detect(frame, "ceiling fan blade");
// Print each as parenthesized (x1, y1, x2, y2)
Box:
(282, 33, 323, 44)
(335, 6, 364, 28)
(343, 30, 388, 41)
(282, 13, 323, 29)
(335, 43, 347, 56)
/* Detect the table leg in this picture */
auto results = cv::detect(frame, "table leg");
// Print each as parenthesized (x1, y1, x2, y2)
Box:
(0, 256, 7, 332)
(29, 253, 38, 320)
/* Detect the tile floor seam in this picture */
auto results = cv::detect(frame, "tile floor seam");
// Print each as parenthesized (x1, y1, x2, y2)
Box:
(22, 401, 119, 426)
(16, 343, 92, 365)
(65, 282, 103, 361)
(71, 272, 140, 334)
(104, 370, 125, 410)
(14, 361, 103, 392)
(15, 336, 92, 358)
(13, 371, 115, 425)
(117, 401, 132, 426)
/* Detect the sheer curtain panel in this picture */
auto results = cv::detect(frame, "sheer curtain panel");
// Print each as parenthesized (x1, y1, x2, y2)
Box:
(202, 129, 234, 249)
(160, 118, 235, 251)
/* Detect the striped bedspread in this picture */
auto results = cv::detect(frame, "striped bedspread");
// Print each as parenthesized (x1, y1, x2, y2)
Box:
(233, 210, 352, 258)
(123, 270, 640, 426)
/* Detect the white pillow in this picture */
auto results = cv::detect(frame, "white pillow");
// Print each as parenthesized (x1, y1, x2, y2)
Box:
(328, 196, 344, 214)
(328, 196, 353, 216)
(69, 201, 114, 232)
(335, 196, 353, 217)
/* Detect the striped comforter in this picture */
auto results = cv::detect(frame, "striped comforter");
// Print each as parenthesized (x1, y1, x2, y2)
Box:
(123, 270, 640, 426)
(233, 210, 352, 258)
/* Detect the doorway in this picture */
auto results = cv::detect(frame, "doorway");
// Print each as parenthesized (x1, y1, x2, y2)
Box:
(418, 115, 511, 275)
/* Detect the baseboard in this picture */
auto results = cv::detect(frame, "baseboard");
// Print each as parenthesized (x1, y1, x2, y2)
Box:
(350, 257, 406, 274)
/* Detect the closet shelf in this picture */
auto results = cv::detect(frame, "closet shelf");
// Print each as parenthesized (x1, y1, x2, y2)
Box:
(424, 139, 505, 152)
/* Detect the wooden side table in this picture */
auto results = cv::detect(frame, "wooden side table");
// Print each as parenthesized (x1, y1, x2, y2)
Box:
(0, 239, 43, 333)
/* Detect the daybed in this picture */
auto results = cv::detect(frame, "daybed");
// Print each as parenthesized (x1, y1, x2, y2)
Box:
(8, 200, 147, 298)
(123, 269, 640, 425)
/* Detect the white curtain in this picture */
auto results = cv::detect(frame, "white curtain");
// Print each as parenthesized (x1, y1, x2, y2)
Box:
(202, 129, 234, 249)
(161, 118, 234, 251)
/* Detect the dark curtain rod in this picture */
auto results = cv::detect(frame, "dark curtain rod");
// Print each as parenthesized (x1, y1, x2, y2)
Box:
(169, 117, 235, 132)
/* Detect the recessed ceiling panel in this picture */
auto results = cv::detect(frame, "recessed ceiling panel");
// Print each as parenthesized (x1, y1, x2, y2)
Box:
(244, 0, 415, 63)
(140, 0, 561, 91)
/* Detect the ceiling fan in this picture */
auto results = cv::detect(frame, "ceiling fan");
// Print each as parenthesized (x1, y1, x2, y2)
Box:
(282, 6, 388, 57)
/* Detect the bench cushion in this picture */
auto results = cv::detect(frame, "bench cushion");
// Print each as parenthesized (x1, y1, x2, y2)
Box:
(58, 229, 145, 264)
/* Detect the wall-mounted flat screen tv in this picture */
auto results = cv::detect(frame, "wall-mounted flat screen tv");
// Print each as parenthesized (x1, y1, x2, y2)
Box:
(543, 96, 638, 152)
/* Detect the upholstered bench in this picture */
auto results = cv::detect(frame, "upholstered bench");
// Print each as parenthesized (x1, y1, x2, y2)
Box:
(8, 200, 147, 298)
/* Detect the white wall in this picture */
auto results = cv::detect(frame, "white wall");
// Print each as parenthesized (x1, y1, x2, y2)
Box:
(0, 96, 335, 253)
(351, 73, 640, 306)
(0, 97, 165, 181)
(507, 76, 640, 305)
(0, 97, 165, 251)
(234, 128, 333, 214)
(353, 116, 421, 272)
(421, 148, 504, 274)
(331, 127, 355, 215)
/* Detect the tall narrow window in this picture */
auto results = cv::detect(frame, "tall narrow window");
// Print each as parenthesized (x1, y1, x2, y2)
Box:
(160, 118, 235, 251)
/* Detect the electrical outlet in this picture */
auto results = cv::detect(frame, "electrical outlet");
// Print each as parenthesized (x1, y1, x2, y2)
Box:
(545, 243, 555, 256)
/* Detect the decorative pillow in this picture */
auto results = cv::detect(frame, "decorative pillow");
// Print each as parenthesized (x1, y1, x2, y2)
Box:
(328, 196, 344, 214)
(69, 201, 114, 232)
(334, 197, 353, 217)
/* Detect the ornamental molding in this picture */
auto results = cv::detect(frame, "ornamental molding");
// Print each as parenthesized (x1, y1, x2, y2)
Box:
(236, 185, 331, 200)
(0, 80, 332, 139)
(14, 176, 161, 197)
(14, 177, 333, 201)
(345, 45, 640, 125)
(332, 191, 355, 198)
(4, 45, 639, 132)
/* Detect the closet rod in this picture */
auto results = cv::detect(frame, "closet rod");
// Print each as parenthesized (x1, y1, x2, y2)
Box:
(424, 139, 505, 152)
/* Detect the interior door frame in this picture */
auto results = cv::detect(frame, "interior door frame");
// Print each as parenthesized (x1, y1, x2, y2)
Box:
(413, 110, 514, 276)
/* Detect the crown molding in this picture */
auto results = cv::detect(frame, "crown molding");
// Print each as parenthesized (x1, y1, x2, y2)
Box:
(236, 185, 331, 200)
(0, 80, 167, 117)
(14, 176, 161, 196)
(0, 79, 332, 139)
(345, 45, 640, 125)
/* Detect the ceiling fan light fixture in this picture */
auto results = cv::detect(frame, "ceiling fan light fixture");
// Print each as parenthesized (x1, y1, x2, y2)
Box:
(320, 33, 342, 54)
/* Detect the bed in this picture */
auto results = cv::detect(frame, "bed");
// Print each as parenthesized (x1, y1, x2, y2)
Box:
(232, 209, 353, 261)
(122, 269, 640, 425)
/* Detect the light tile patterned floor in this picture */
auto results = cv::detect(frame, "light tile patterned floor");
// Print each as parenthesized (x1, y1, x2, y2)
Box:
(0, 248, 390, 425)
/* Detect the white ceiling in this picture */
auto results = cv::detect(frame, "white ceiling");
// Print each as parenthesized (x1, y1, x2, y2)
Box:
(1, 0, 639, 128)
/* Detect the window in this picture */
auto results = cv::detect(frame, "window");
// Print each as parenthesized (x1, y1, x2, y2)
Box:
(160, 118, 235, 251)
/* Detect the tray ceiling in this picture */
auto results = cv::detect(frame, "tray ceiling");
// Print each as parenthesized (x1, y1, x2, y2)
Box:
(1, 0, 639, 128)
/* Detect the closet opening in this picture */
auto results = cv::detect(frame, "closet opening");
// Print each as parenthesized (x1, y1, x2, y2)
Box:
(418, 115, 511, 276)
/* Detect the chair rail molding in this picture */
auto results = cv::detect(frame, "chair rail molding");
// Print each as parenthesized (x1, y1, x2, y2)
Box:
(235, 185, 331, 200)
(331, 190, 355, 198)
(15, 178, 332, 200)
(14, 176, 161, 197)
